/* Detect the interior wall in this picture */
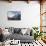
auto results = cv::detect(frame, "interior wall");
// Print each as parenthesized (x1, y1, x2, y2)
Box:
(0, 1, 40, 28)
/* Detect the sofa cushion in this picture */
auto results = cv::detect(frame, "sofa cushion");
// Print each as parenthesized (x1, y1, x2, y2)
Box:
(14, 28, 21, 33)
(21, 29, 27, 35)
(8, 27, 14, 34)
(9, 33, 34, 43)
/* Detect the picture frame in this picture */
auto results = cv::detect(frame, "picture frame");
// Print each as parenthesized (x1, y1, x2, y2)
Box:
(7, 11, 21, 20)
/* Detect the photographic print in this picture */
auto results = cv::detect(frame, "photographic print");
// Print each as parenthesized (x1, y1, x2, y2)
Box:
(7, 11, 21, 20)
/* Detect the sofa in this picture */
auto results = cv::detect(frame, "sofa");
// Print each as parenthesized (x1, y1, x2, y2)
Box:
(6, 27, 34, 43)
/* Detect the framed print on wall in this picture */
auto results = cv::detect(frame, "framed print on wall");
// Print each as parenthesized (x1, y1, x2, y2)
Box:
(7, 11, 21, 20)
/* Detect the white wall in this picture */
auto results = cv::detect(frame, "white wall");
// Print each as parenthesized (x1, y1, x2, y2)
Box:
(0, 1, 40, 28)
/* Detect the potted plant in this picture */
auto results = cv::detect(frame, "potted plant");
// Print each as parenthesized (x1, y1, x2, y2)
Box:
(32, 27, 43, 40)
